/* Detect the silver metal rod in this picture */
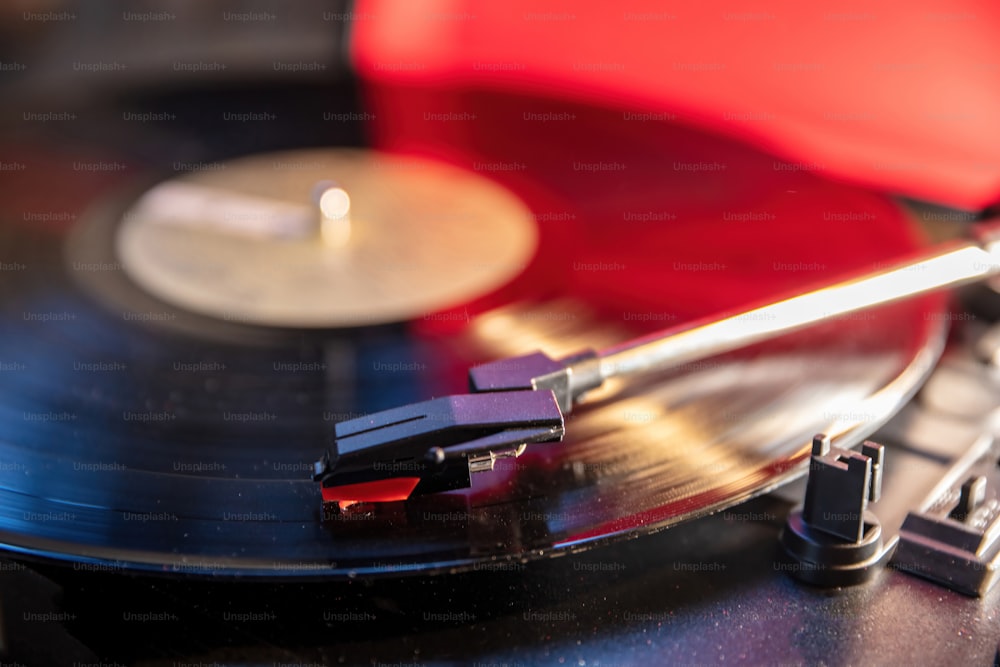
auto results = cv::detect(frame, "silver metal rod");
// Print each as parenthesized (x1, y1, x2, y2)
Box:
(593, 222, 1000, 382)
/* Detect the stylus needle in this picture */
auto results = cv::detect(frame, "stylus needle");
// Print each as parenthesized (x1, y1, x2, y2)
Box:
(315, 218, 1000, 505)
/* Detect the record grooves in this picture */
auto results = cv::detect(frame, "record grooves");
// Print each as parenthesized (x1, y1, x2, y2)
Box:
(0, 97, 946, 576)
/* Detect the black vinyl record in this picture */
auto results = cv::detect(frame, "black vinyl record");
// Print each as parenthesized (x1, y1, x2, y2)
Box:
(0, 90, 946, 578)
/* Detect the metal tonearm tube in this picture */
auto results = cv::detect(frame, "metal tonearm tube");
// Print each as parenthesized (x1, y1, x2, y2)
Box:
(315, 219, 1000, 504)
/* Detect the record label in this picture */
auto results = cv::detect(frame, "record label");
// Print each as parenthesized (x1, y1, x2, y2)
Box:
(116, 149, 538, 328)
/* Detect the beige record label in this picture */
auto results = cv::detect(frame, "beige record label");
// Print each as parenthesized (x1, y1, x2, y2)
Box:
(116, 149, 538, 327)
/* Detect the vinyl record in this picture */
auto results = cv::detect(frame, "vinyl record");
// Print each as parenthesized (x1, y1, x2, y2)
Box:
(0, 104, 946, 578)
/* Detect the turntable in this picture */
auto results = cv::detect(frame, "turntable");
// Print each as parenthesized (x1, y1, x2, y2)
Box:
(3, 1, 1000, 665)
